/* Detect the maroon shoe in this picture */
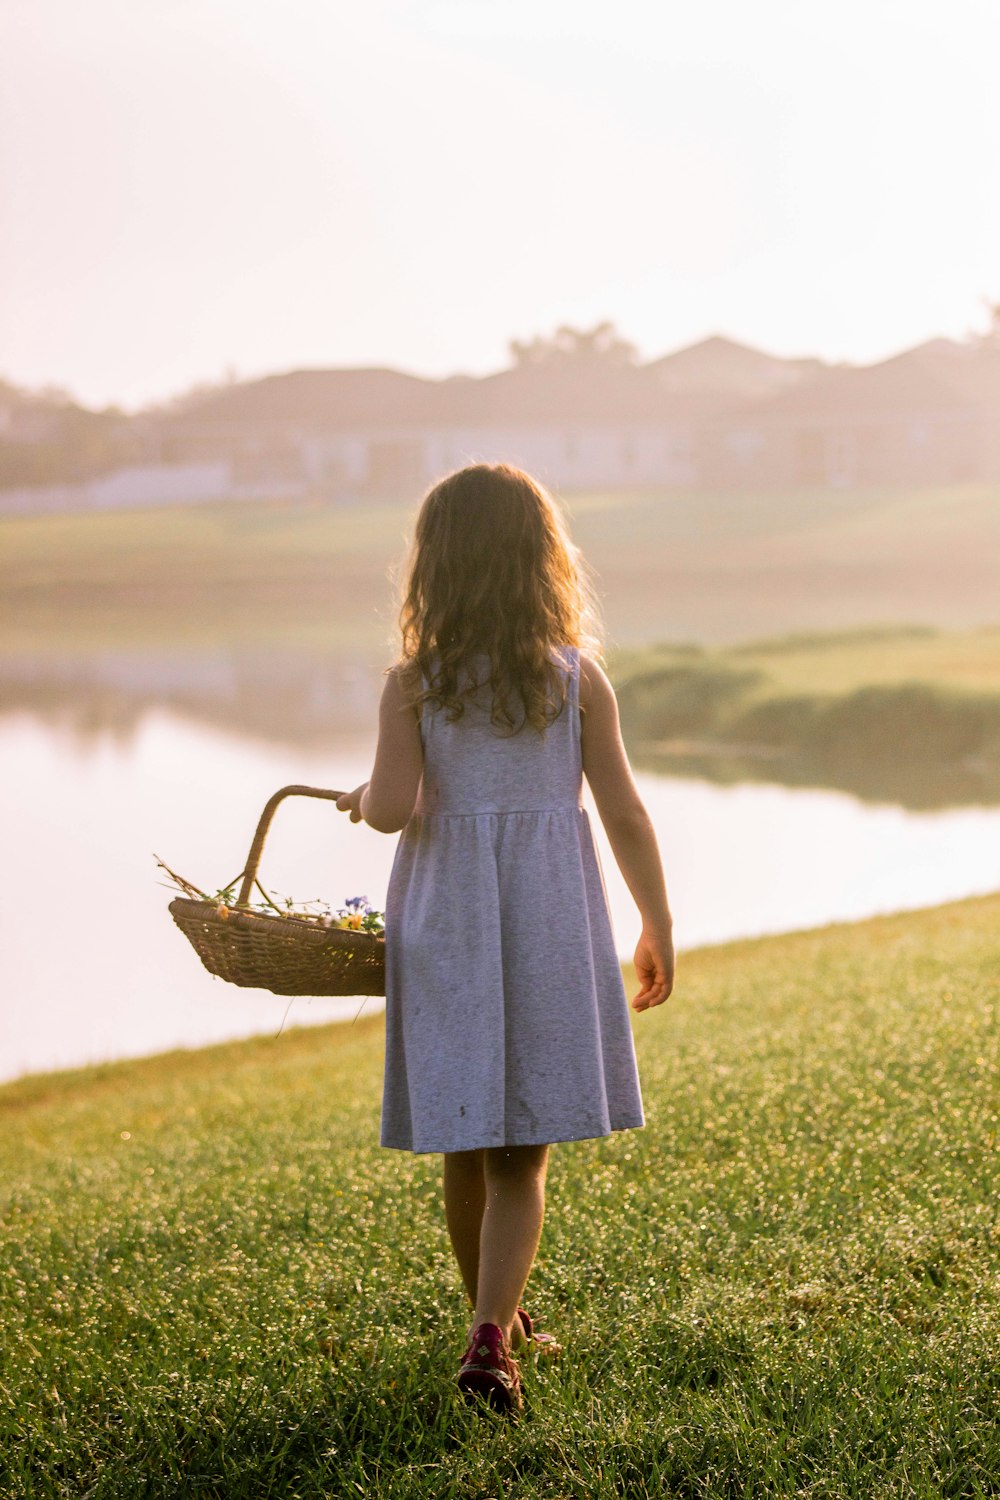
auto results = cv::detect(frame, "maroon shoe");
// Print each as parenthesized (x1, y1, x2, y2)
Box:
(515, 1307, 563, 1358)
(456, 1322, 523, 1414)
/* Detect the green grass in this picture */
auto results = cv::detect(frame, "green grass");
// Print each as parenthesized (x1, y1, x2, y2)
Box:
(614, 624, 1000, 698)
(2, 483, 999, 657)
(3, 894, 1000, 1496)
(0, 494, 415, 656)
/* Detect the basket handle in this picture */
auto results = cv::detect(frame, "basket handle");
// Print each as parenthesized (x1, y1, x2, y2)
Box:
(236, 785, 346, 908)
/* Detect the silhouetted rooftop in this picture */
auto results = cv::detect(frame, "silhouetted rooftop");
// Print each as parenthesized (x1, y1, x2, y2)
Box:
(150, 337, 1000, 435)
(647, 334, 826, 398)
(159, 360, 730, 430)
(715, 351, 979, 423)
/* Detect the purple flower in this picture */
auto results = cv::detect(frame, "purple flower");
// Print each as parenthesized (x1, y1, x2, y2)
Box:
(344, 895, 370, 913)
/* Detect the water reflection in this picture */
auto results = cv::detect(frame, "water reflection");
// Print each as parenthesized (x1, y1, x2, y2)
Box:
(3, 646, 998, 810)
(2, 705, 1000, 1085)
(0, 709, 388, 1086)
(0, 646, 382, 752)
(634, 745, 1000, 812)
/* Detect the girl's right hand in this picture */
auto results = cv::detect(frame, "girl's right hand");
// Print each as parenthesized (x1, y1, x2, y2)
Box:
(336, 783, 368, 823)
(632, 927, 674, 1012)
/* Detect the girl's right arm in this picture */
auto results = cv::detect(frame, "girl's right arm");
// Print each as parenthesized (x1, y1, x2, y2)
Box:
(336, 667, 423, 834)
(580, 655, 674, 1011)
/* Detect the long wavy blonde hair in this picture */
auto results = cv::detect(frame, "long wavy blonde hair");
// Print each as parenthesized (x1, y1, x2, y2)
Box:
(396, 463, 601, 732)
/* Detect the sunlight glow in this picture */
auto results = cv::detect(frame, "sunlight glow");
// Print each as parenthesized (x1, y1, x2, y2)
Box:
(1, 0, 998, 407)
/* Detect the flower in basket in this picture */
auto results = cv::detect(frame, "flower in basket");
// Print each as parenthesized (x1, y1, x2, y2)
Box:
(333, 896, 385, 936)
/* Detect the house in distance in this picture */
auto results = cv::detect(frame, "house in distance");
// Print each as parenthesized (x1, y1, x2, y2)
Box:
(150, 326, 1000, 499)
(3, 325, 999, 513)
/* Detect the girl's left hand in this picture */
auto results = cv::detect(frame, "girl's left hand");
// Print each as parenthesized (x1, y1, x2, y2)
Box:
(632, 926, 675, 1012)
(336, 783, 368, 823)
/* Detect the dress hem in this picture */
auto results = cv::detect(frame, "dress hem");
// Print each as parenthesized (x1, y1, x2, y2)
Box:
(380, 1115, 646, 1156)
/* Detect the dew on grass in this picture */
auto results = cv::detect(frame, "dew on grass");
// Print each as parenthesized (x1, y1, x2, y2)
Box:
(5, 898, 1000, 1491)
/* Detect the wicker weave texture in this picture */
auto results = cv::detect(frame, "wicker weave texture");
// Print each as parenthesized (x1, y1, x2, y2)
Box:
(169, 897, 386, 997)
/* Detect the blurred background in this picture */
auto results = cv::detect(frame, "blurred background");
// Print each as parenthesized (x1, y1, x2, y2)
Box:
(2, 0, 999, 1084)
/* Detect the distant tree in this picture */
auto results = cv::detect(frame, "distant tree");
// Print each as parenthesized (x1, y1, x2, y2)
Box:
(34, 382, 76, 407)
(0, 375, 75, 409)
(509, 321, 637, 368)
(0, 375, 141, 484)
(979, 297, 1000, 347)
(146, 372, 241, 416)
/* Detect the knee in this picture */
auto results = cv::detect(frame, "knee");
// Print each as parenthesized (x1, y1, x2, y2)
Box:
(483, 1143, 549, 1187)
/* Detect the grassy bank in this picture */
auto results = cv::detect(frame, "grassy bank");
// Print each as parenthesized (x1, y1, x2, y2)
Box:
(615, 625, 1000, 807)
(3, 894, 1000, 1497)
(2, 483, 999, 656)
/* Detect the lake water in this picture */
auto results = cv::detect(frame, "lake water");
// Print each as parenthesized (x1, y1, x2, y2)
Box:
(3, 706, 1000, 1086)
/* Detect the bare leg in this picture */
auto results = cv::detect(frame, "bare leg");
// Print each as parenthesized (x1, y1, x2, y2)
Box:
(473, 1144, 549, 1345)
(443, 1149, 485, 1308)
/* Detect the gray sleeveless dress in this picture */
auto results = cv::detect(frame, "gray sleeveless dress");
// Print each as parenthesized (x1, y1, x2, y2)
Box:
(381, 647, 645, 1154)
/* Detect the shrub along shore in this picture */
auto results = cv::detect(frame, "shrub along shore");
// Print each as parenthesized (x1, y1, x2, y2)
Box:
(3, 892, 999, 1497)
(613, 625, 1000, 807)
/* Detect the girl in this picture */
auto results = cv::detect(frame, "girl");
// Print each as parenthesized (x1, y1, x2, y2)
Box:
(336, 463, 674, 1414)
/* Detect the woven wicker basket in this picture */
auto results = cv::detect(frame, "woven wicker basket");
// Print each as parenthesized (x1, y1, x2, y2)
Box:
(167, 784, 385, 998)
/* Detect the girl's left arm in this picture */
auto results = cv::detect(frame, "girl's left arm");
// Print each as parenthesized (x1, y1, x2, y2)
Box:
(336, 668, 423, 833)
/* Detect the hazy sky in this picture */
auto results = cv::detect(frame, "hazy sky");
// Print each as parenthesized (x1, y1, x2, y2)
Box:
(2, 0, 998, 411)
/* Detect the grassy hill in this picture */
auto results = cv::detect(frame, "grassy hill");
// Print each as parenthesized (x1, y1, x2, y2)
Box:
(3, 894, 999, 1497)
(2, 483, 999, 656)
(615, 623, 1000, 697)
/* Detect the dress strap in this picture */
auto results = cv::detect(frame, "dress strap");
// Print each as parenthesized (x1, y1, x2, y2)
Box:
(559, 647, 581, 753)
(566, 646, 580, 709)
